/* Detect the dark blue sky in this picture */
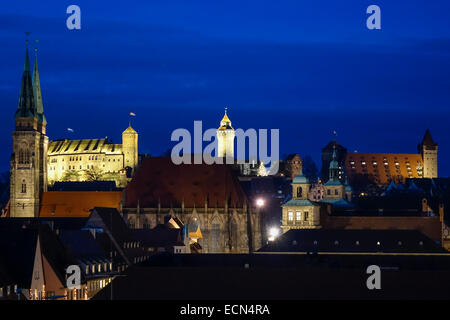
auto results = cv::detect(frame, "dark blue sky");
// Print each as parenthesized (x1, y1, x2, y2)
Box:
(1, 0, 450, 176)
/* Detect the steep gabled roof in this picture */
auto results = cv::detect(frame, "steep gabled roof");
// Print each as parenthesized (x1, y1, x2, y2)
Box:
(125, 157, 247, 208)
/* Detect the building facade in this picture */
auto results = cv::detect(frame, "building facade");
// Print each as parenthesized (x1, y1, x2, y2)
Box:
(47, 125, 138, 188)
(216, 109, 235, 158)
(344, 130, 438, 187)
(10, 46, 48, 218)
(122, 157, 262, 253)
(9, 46, 138, 219)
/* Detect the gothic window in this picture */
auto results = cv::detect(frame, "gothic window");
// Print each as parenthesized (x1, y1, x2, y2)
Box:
(21, 184, 26, 193)
(211, 223, 221, 253)
(230, 220, 238, 250)
(18, 149, 30, 164)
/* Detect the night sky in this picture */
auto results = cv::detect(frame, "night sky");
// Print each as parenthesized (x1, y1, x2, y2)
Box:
(1, 1, 449, 176)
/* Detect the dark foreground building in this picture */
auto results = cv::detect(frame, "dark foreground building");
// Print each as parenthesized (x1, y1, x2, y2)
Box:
(93, 251, 450, 300)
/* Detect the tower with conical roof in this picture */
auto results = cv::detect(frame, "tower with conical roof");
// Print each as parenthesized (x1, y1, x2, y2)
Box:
(10, 41, 48, 217)
(216, 107, 235, 158)
(418, 129, 438, 178)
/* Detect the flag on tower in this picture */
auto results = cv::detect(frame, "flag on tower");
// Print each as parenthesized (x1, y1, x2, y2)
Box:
(67, 128, 74, 132)
(129, 112, 136, 116)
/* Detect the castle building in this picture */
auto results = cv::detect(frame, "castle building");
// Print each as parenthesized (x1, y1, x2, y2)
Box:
(47, 125, 138, 187)
(9, 45, 138, 218)
(418, 129, 438, 178)
(216, 108, 235, 158)
(10, 45, 48, 218)
(345, 130, 438, 186)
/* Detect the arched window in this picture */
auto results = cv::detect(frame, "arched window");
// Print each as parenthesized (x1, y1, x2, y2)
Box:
(18, 150, 24, 164)
(211, 222, 221, 253)
(18, 149, 30, 164)
(230, 220, 238, 250)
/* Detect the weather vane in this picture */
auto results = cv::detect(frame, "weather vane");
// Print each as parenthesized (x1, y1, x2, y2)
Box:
(25, 31, 31, 45)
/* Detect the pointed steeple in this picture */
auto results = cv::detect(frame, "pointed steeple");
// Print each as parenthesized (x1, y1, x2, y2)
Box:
(16, 43, 36, 119)
(421, 129, 437, 147)
(328, 145, 341, 183)
(218, 106, 233, 130)
(32, 46, 46, 125)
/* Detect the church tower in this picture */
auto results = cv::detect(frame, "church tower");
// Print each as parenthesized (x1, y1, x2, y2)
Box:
(323, 147, 345, 199)
(10, 43, 48, 217)
(216, 108, 235, 158)
(122, 125, 138, 175)
(418, 129, 438, 178)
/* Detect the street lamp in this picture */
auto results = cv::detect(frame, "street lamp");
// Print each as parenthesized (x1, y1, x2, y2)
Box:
(255, 198, 266, 245)
(256, 198, 265, 207)
(268, 227, 280, 242)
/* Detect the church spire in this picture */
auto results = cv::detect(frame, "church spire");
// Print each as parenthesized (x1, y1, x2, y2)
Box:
(33, 42, 46, 125)
(329, 145, 340, 181)
(15, 41, 36, 119)
(218, 106, 233, 130)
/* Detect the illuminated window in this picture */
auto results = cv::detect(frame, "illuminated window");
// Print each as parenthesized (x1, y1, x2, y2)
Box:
(288, 211, 293, 221)
(296, 212, 301, 221)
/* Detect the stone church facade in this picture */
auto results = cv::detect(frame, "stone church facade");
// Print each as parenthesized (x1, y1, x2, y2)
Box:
(122, 157, 262, 253)
(10, 46, 48, 218)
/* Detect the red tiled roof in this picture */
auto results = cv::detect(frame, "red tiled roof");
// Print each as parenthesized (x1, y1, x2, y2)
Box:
(345, 153, 423, 185)
(125, 157, 247, 208)
(40, 191, 122, 217)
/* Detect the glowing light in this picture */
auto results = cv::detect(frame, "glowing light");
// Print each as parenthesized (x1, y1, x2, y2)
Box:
(268, 227, 280, 241)
(256, 198, 265, 207)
